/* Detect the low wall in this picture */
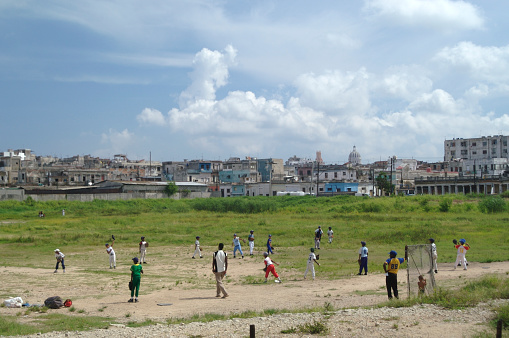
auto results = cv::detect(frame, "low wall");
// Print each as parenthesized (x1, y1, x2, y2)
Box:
(21, 191, 211, 202)
(0, 189, 24, 201)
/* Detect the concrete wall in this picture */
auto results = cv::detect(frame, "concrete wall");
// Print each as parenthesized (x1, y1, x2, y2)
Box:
(0, 188, 24, 201)
(1, 191, 211, 202)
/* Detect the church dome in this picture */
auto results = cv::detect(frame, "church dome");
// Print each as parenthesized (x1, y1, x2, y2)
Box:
(348, 146, 361, 165)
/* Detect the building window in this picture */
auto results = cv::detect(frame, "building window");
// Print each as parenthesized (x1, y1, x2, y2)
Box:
(461, 150, 467, 155)
(483, 150, 487, 154)
(472, 142, 476, 146)
(307, 170, 311, 175)
(503, 149, 508, 154)
(451, 142, 455, 146)
(451, 151, 456, 156)
(460, 141, 466, 147)
(472, 151, 477, 155)
(324, 173, 328, 179)
(493, 140, 497, 145)
(334, 172, 337, 178)
(483, 141, 487, 146)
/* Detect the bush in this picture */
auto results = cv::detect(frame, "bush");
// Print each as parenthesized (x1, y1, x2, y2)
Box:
(478, 196, 507, 213)
(438, 198, 452, 212)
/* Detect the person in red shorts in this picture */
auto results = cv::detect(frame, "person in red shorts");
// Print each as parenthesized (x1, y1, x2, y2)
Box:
(263, 252, 282, 283)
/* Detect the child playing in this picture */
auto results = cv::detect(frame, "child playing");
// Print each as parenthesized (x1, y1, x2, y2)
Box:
(327, 226, 334, 244)
(192, 236, 202, 259)
(232, 233, 244, 259)
(267, 234, 274, 255)
(54, 249, 65, 273)
(128, 257, 143, 303)
(248, 230, 255, 255)
(454, 239, 470, 270)
(304, 248, 320, 280)
(263, 252, 281, 283)
(105, 238, 116, 269)
(417, 275, 427, 296)
(139, 236, 148, 264)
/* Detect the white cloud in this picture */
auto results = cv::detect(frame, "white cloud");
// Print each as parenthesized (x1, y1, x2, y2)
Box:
(364, 0, 484, 31)
(137, 108, 166, 126)
(435, 42, 509, 83)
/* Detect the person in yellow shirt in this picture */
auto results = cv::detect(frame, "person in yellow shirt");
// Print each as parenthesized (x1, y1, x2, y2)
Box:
(383, 248, 407, 300)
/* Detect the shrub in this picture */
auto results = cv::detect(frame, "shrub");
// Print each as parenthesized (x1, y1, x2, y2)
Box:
(438, 198, 452, 212)
(478, 196, 507, 213)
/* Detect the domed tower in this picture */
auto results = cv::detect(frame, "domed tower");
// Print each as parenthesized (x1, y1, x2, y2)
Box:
(348, 146, 361, 165)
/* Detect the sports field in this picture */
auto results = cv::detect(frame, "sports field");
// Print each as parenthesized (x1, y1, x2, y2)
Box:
(0, 195, 508, 336)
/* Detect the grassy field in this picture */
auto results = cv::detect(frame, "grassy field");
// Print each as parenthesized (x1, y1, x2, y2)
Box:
(0, 194, 508, 275)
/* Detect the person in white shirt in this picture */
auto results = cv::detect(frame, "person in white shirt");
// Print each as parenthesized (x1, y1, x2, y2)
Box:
(139, 236, 148, 263)
(192, 236, 202, 259)
(304, 248, 320, 280)
(327, 227, 334, 244)
(248, 230, 255, 255)
(263, 252, 282, 283)
(314, 226, 323, 249)
(54, 249, 65, 273)
(212, 243, 228, 298)
(105, 240, 116, 269)
(429, 238, 438, 273)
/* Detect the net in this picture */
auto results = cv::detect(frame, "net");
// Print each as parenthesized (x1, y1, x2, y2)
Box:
(406, 244, 436, 297)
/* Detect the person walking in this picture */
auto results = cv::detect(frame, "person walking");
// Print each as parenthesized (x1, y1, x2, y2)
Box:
(128, 257, 143, 303)
(327, 227, 334, 244)
(304, 248, 320, 280)
(54, 249, 65, 273)
(192, 236, 202, 259)
(212, 243, 228, 298)
(429, 238, 438, 273)
(357, 241, 368, 275)
(383, 249, 407, 300)
(267, 234, 274, 255)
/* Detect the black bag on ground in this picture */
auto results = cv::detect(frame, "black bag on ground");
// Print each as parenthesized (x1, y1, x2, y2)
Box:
(44, 296, 64, 309)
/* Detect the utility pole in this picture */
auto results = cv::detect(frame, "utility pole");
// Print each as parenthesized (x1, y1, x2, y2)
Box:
(390, 157, 394, 195)
(316, 161, 320, 196)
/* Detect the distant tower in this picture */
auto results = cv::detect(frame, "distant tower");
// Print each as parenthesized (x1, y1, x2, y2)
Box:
(348, 146, 362, 165)
(315, 151, 324, 164)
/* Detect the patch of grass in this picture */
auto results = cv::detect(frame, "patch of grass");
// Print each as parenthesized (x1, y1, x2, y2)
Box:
(0, 313, 111, 336)
(126, 319, 157, 327)
(297, 320, 329, 334)
(492, 303, 509, 329)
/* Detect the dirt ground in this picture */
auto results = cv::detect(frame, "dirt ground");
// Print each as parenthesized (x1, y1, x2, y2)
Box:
(1, 246, 508, 336)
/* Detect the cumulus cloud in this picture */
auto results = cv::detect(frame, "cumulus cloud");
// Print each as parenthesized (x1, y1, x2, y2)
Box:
(138, 45, 509, 162)
(435, 42, 509, 82)
(364, 0, 484, 31)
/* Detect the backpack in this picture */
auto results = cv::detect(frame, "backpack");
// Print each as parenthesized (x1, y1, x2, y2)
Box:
(44, 296, 64, 309)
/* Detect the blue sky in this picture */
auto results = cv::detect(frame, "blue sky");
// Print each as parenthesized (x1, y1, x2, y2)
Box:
(1, 0, 509, 163)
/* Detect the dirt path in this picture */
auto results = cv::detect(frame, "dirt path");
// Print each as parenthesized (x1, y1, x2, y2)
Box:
(1, 252, 508, 337)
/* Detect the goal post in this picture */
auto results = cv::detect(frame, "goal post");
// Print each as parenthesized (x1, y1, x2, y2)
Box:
(406, 244, 436, 297)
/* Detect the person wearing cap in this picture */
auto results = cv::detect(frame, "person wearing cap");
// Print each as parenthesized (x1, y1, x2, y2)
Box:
(139, 236, 148, 264)
(327, 226, 334, 244)
(263, 252, 282, 283)
(128, 257, 143, 303)
(358, 241, 368, 275)
(232, 234, 244, 259)
(383, 248, 408, 299)
(248, 230, 255, 256)
(429, 238, 438, 273)
(454, 239, 470, 270)
(314, 226, 323, 249)
(304, 248, 320, 280)
(267, 234, 274, 255)
(193, 236, 202, 259)
(54, 249, 65, 273)
(105, 239, 116, 269)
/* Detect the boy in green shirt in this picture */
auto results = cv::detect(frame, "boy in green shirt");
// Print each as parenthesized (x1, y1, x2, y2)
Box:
(129, 257, 143, 303)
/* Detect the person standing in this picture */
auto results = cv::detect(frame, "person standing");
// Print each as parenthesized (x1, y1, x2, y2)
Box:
(383, 249, 407, 300)
(128, 257, 143, 303)
(327, 226, 334, 244)
(212, 243, 228, 298)
(454, 239, 470, 270)
(105, 239, 116, 269)
(54, 249, 65, 273)
(429, 238, 438, 273)
(263, 252, 282, 283)
(357, 241, 368, 275)
(139, 236, 148, 263)
(314, 226, 323, 249)
(304, 248, 320, 280)
(248, 230, 255, 256)
(232, 234, 244, 259)
(62, 209, 65, 216)
(267, 234, 274, 255)
(192, 236, 202, 259)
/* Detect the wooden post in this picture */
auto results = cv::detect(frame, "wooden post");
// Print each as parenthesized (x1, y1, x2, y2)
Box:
(250, 324, 255, 338)
(496, 319, 502, 338)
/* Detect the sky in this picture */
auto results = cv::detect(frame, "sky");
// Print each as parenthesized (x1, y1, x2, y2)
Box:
(2, 0, 509, 164)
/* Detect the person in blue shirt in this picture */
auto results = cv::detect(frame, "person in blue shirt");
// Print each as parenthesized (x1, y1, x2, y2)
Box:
(267, 235, 274, 255)
(383, 249, 407, 299)
(232, 234, 244, 259)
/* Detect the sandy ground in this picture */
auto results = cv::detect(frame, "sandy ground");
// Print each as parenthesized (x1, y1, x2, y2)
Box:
(1, 247, 508, 337)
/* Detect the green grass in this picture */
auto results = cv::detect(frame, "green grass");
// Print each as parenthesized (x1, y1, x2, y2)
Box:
(0, 313, 112, 336)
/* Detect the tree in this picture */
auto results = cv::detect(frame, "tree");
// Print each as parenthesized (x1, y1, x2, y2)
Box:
(165, 182, 178, 197)
(375, 172, 393, 196)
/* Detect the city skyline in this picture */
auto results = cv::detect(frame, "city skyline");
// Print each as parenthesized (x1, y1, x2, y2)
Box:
(2, 1, 509, 163)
